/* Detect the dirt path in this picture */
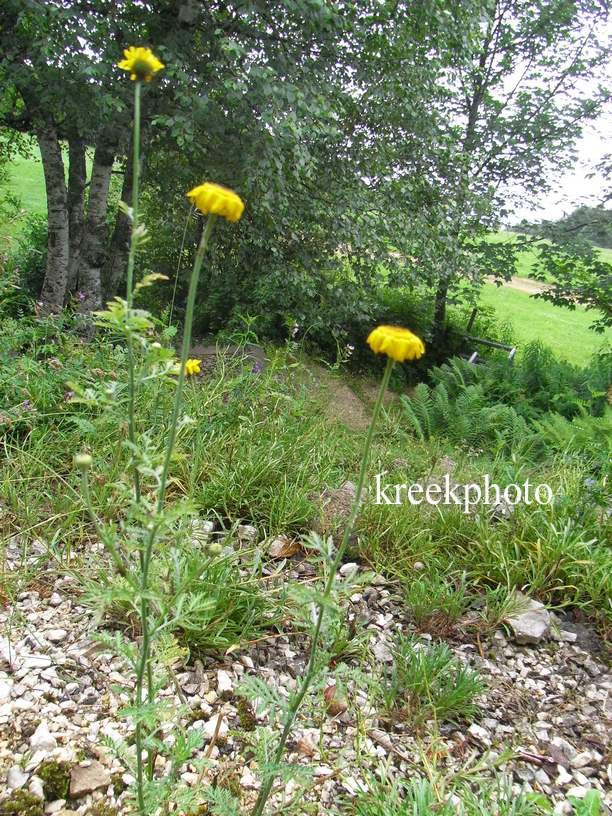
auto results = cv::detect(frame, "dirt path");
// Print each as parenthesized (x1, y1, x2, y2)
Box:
(492, 275, 550, 295)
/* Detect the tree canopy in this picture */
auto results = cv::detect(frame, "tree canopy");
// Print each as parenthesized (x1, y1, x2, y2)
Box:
(0, 0, 610, 343)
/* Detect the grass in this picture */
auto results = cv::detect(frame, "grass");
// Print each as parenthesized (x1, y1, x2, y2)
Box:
(479, 282, 610, 366)
(0, 149, 47, 242)
(1, 315, 609, 634)
(375, 635, 484, 726)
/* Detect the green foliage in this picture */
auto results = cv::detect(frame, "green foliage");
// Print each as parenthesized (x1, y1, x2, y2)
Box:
(94, 543, 273, 655)
(374, 635, 484, 727)
(534, 409, 612, 476)
(5, 213, 48, 300)
(0, 791, 44, 816)
(404, 573, 471, 633)
(431, 343, 610, 422)
(353, 775, 555, 816)
(36, 761, 70, 800)
(361, 457, 611, 627)
(568, 791, 604, 816)
(400, 381, 529, 454)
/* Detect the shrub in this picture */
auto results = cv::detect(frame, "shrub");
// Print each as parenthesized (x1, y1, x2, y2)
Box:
(6, 213, 48, 300)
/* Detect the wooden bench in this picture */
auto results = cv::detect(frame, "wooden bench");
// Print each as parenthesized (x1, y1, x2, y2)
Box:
(461, 308, 516, 364)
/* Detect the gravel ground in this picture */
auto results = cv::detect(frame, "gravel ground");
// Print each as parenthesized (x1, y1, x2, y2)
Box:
(1, 535, 610, 815)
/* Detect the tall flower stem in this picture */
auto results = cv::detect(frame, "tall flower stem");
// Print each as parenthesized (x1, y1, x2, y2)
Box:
(126, 80, 142, 511)
(133, 214, 216, 813)
(250, 357, 394, 816)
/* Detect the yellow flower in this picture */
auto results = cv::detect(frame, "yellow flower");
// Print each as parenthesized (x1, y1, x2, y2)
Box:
(117, 47, 164, 82)
(185, 358, 202, 376)
(187, 183, 245, 223)
(367, 325, 425, 362)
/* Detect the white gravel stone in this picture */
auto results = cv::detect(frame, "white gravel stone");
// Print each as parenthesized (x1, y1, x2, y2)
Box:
(7, 765, 29, 790)
(45, 801, 67, 814)
(217, 669, 233, 696)
(45, 629, 68, 644)
(200, 713, 229, 741)
(30, 720, 57, 752)
(29, 775, 45, 799)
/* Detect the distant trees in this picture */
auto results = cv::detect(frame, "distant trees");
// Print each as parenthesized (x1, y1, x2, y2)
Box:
(517, 205, 612, 248)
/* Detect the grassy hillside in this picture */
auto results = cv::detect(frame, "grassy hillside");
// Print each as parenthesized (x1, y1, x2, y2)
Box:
(1, 151, 47, 239)
(479, 283, 609, 366)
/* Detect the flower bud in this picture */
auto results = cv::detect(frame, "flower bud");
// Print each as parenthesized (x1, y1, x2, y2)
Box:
(74, 453, 93, 471)
(208, 543, 223, 556)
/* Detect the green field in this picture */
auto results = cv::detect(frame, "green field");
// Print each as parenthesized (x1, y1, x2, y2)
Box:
(481, 232, 611, 366)
(479, 282, 609, 366)
(1, 151, 47, 232)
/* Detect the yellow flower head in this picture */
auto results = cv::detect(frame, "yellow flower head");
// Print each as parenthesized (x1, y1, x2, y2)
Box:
(117, 47, 164, 82)
(185, 358, 202, 376)
(367, 325, 425, 362)
(187, 183, 245, 223)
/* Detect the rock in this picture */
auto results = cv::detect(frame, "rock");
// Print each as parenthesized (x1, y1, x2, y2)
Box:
(488, 497, 515, 521)
(201, 713, 229, 741)
(29, 776, 45, 799)
(237, 524, 258, 544)
(216, 670, 233, 697)
(240, 766, 258, 789)
(45, 801, 67, 814)
(30, 721, 57, 752)
(296, 731, 318, 757)
(269, 536, 300, 559)
(339, 562, 358, 578)
(372, 638, 392, 662)
(570, 751, 594, 769)
(45, 630, 68, 644)
(556, 766, 573, 786)
(7, 766, 29, 790)
(506, 593, 551, 644)
(0, 637, 19, 670)
(0, 679, 13, 701)
(467, 724, 491, 746)
(69, 761, 111, 797)
(22, 654, 53, 670)
(565, 786, 590, 799)
(311, 481, 365, 536)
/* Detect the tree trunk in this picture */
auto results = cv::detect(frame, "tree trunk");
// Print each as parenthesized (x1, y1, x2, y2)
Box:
(103, 149, 133, 301)
(78, 141, 115, 312)
(37, 124, 70, 311)
(66, 138, 87, 295)
(432, 276, 449, 345)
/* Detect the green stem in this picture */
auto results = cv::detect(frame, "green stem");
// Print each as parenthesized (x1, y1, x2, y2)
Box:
(250, 357, 394, 816)
(133, 214, 216, 804)
(126, 80, 142, 513)
(168, 204, 194, 327)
